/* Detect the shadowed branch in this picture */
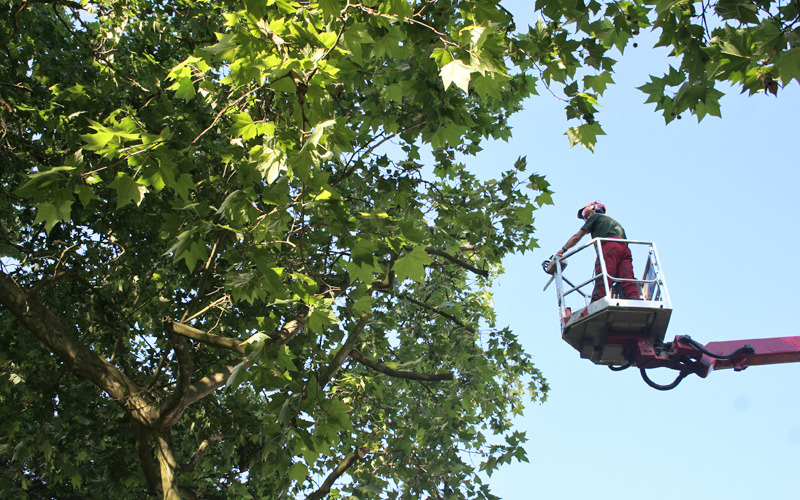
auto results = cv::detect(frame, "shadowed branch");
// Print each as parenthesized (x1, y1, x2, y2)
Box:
(306, 446, 368, 500)
(350, 350, 454, 381)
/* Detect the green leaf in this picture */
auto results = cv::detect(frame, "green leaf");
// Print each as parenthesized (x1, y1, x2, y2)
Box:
(171, 173, 194, 200)
(583, 72, 614, 95)
(15, 166, 76, 197)
(305, 119, 336, 149)
(317, 31, 339, 49)
(714, 0, 760, 24)
(164, 228, 196, 259)
(203, 33, 237, 58)
(347, 261, 379, 284)
(255, 148, 286, 185)
(180, 240, 208, 273)
(718, 26, 752, 59)
(566, 123, 605, 151)
(318, 0, 341, 16)
(33, 200, 73, 234)
(168, 76, 196, 101)
(80, 124, 115, 151)
(288, 462, 309, 482)
(230, 113, 275, 141)
(226, 360, 249, 389)
(74, 185, 96, 207)
(440, 59, 474, 92)
(327, 399, 353, 430)
(379, 0, 413, 18)
(393, 246, 433, 283)
(109, 173, 148, 208)
(353, 295, 372, 314)
(777, 48, 800, 85)
(271, 76, 297, 93)
(307, 299, 340, 333)
(230, 113, 258, 141)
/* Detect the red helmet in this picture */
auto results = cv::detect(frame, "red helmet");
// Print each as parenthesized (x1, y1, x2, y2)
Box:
(577, 201, 605, 219)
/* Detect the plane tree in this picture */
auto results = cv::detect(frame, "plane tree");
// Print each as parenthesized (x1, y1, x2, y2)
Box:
(1, 0, 550, 498)
(2, 0, 798, 498)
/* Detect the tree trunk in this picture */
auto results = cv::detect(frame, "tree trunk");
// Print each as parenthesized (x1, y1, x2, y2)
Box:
(156, 433, 181, 500)
(133, 421, 161, 495)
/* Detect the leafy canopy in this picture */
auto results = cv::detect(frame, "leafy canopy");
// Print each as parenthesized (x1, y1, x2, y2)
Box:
(532, 0, 800, 132)
(1, 0, 550, 498)
(2, 0, 797, 498)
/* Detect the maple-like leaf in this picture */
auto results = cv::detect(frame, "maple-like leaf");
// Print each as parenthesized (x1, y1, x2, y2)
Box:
(440, 59, 473, 92)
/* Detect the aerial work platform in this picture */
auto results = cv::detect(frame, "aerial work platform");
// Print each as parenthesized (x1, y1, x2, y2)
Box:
(544, 238, 672, 366)
(543, 237, 800, 390)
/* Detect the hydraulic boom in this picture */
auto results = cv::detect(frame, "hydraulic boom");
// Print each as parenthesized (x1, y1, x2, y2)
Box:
(618, 334, 800, 390)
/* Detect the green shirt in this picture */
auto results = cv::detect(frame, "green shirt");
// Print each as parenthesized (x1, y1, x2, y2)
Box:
(581, 213, 627, 239)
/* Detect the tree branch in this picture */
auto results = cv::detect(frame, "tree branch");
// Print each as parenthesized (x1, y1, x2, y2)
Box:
(181, 237, 222, 322)
(179, 434, 224, 473)
(318, 313, 369, 390)
(425, 247, 488, 278)
(191, 89, 257, 145)
(399, 293, 476, 334)
(157, 326, 195, 429)
(262, 313, 307, 352)
(0, 270, 155, 424)
(164, 318, 245, 354)
(306, 446, 368, 500)
(167, 313, 308, 408)
(155, 432, 181, 500)
(31, 0, 83, 8)
(132, 420, 160, 494)
(349, 350, 454, 382)
(51, 5, 154, 93)
(333, 121, 428, 186)
(183, 364, 236, 406)
(144, 352, 169, 393)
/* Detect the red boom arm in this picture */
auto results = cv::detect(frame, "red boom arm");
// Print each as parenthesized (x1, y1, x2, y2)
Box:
(630, 335, 800, 390)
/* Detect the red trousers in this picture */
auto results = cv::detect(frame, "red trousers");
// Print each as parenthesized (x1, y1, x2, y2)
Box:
(591, 239, 639, 301)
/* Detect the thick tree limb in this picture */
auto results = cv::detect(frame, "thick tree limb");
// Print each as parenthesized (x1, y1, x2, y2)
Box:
(155, 433, 181, 500)
(0, 270, 155, 424)
(349, 350, 454, 382)
(164, 318, 245, 354)
(306, 446, 368, 500)
(182, 364, 237, 406)
(157, 328, 194, 429)
(262, 314, 307, 352)
(31, 0, 83, 8)
(425, 247, 488, 278)
(164, 314, 308, 412)
(132, 420, 160, 494)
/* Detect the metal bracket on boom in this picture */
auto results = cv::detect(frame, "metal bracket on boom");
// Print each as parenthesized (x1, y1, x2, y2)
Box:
(629, 335, 800, 390)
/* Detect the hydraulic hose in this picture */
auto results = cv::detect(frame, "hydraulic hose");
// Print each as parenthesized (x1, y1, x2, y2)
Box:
(677, 336, 755, 360)
(608, 361, 633, 371)
(640, 368, 689, 391)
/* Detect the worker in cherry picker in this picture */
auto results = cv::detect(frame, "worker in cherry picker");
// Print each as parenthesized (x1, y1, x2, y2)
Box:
(556, 201, 639, 301)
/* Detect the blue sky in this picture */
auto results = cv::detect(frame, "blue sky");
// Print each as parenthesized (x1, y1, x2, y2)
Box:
(480, 2, 800, 498)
